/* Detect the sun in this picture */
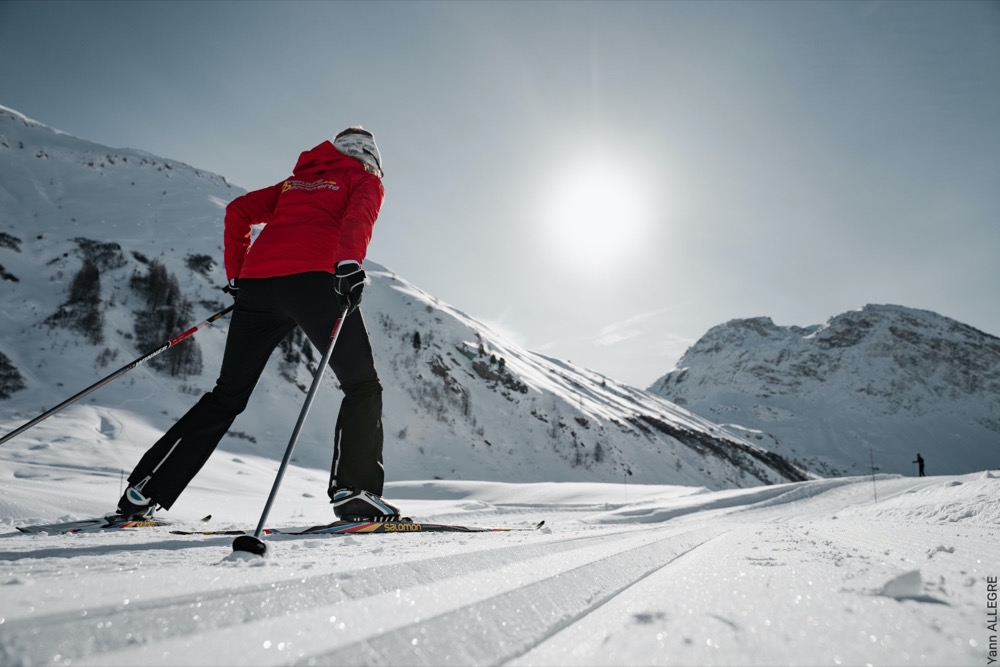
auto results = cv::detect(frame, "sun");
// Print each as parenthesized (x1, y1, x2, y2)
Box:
(541, 158, 650, 270)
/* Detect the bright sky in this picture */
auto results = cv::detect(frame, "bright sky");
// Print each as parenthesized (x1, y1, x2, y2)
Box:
(2, 1, 998, 387)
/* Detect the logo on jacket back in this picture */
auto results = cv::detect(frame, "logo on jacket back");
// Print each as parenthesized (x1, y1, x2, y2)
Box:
(282, 179, 340, 193)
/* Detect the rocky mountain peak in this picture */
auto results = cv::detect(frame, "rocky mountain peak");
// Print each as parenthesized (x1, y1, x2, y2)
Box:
(650, 305, 1000, 476)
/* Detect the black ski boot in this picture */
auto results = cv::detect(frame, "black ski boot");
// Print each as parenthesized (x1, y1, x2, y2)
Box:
(331, 488, 402, 522)
(115, 486, 156, 521)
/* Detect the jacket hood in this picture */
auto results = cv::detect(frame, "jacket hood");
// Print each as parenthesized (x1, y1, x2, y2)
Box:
(292, 141, 363, 176)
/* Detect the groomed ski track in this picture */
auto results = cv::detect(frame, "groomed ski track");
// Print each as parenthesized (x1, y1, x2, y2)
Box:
(1, 474, 994, 666)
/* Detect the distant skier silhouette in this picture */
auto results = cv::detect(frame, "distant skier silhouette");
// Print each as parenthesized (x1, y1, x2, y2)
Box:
(913, 453, 925, 477)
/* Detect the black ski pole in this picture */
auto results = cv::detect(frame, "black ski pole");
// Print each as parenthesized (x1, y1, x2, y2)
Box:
(233, 306, 350, 557)
(0, 305, 235, 447)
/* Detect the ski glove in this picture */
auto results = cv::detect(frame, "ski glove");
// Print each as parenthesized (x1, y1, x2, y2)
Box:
(334, 262, 365, 314)
(223, 278, 239, 300)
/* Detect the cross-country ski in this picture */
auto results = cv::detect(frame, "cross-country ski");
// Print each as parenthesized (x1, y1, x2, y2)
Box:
(169, 518, 546, 536)
(15, 515, 173, 534)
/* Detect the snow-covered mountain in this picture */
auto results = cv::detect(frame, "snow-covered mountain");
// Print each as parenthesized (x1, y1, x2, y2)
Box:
(0, 104, 807, 495)
(649, 305, 1000, 477)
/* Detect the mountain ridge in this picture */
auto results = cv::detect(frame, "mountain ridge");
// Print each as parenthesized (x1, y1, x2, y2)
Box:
(649, 304, 1000, 476)
(0, 103, 807, 492)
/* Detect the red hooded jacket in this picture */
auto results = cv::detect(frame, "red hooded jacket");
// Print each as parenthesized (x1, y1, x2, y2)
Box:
(223, 141, 384, 280)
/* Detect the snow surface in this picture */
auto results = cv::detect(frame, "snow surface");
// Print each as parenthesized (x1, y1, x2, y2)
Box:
(1, 423, 998, 667)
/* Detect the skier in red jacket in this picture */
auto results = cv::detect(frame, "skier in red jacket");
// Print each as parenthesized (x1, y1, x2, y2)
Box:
(116, 127, 400, 522)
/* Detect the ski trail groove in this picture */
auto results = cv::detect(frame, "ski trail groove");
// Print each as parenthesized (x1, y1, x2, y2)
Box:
(0, 527, 651, 667)
(295, 525, 728, 666)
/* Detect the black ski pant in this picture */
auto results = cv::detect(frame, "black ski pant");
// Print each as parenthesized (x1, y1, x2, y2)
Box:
(127, 271, 384, 510)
